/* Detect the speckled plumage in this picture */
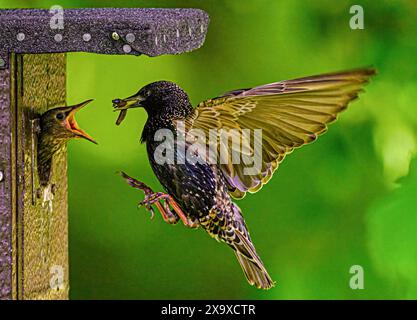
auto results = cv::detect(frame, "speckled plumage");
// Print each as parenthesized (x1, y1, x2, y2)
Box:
(114, 69, 375, 289)
(116, 81, 275, 289)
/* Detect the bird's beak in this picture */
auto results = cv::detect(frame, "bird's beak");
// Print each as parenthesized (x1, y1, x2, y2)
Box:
(112, 95, 145, 111)
(66, 99, 98, 144)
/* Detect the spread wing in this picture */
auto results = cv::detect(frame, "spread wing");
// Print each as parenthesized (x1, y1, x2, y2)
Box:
(184, 68, 376, 199)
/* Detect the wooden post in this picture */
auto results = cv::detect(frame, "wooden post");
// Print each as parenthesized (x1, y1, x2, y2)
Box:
(0, 53, 68, 300)
(0, 8, 209, 300)
(17, 53, 68, 299)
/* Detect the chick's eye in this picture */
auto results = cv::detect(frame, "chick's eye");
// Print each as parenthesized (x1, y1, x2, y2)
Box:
(56, 113, 65, 121)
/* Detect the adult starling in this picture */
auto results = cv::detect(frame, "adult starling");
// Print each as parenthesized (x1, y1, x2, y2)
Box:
(113, 68, 375, 289)
(38, 100, 96, 186)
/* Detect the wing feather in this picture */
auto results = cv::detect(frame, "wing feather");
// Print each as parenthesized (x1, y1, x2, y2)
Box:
(185, 68, 376, 198)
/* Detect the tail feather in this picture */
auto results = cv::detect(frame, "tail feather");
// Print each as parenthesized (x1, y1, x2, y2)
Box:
(234, 230, 275, 290)
(205, 199, 275, 289)
(235, 251, 275, 290)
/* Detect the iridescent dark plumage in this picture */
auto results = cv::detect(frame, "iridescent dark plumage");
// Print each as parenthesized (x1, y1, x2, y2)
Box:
(38, 100, 96, 186)
(114, 82, 275, 288)
(114, 69, 376, 289)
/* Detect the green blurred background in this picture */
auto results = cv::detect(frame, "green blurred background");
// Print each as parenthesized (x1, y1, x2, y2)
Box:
(1, 0, 417, 299)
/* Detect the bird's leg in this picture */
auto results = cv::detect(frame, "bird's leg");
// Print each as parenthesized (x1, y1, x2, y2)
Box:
(119, 171, 198, 228)
(139, 190, 198, 228)
(119, 171, 178, 224)
(138, 193, 183, 223)
(139, 192, 178, 224)
(166, 196, 199, 228)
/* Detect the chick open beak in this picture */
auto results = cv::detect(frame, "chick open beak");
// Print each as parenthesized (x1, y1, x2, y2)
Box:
(66, 99, 97, 144)
(112, 95, 145, 126)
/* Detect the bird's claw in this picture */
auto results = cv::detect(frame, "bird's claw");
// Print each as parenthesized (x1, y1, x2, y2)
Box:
(119, 171, 198, 228)
(137, 201, 155, 220)
(139, 192, 167, 206)
(139, 192, 179, 224)
(120, 172, 180, 225)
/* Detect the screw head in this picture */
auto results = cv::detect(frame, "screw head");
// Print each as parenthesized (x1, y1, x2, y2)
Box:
(126, 33, 135, 43)
(17, 32, 25, 41)
(54, 34, 63, 42)
(0, 58, 5, 67)
(123, 44, 132, 53)
(0, 171, 4, 182)
(82, 33, 91, 42)
(111, 32, 120, 41)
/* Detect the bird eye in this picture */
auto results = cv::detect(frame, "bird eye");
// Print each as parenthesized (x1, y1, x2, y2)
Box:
(56, 113, 65, 121)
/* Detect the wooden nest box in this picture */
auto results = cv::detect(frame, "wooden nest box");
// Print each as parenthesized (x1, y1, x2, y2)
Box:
(0, 7, 209, 300)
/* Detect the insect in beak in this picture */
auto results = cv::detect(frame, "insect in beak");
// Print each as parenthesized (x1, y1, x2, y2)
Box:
(112, 94, 145, 125)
